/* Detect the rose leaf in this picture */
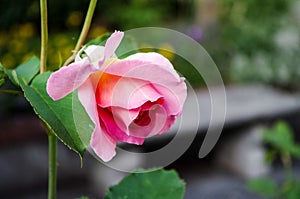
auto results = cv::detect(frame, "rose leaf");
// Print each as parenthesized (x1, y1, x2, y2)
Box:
(21, 72, 94, 160)
(105, 168, 186, 199)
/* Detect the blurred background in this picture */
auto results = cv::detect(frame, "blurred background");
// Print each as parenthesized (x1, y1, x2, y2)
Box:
(1, 0, 300, 198)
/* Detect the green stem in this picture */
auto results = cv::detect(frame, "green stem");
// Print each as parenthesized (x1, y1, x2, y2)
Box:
(40, 0, 48, 73)
(48, 132, 57, 199)
(63, 0, 98, 66)
(40, 0, 57, 198)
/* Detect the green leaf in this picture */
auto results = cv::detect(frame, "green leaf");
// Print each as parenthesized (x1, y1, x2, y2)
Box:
(0, 79, 4, 87)
(86, 33, 110, 46)
(284, 181, 300, 199)
(247, 178, 279, 197)
(1, 56, 94, 159)
(0, 65, 6, 87)
(0, 56, 40, 87)
(21, 72, 94, 158)
(265, 149, 277, 164)
(104, 169, 185, 199)
(75, 197, 90, 199)
(0, 74, 5, 87)
(263, 121, 300, 158)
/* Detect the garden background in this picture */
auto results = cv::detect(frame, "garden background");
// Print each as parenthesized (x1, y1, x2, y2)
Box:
(1, 0, 300, 198)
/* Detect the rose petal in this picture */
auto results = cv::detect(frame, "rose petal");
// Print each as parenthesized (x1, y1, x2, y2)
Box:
(151, 83, 185, 116)
(110, 106, 140, 134)
(47, 59, 97, 100)
(98, 107, 144, 145)
(102, 60, 187, 114)
(129, 104, 169, 138)
(95, 72, 163, 109)
(78, 79, 117, 162)
(104, 31, 124, 60)
(125, 52, 173, 69)
(156, 115, 176, 135)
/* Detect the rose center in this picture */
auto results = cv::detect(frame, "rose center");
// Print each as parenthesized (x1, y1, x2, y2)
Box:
(133, 110, 151, 126)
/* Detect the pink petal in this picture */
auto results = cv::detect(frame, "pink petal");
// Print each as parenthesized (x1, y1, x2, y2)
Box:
(95, 72, 163, 109)
(125, 52, 173, 69)
(152, 83, 185, 116)
(98, 107, 144, 145)
(110, 106, 140, 133)
(156, 115, 176, 135)
(128, 104, 170, 138)
(78, 79, 117, 162)
(102, 60, 187, 115)
(47, 59, 97, 100)
(104, 31, 124, 59)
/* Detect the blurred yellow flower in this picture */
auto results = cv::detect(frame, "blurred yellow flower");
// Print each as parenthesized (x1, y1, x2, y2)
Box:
(89, 26, 107, 39)
(53, 34, 69, 47)
(9, 39, 27, 54)
(2, 54, 15, 68)
(18, 23, 36, 38)
(66, 11, 83, 28)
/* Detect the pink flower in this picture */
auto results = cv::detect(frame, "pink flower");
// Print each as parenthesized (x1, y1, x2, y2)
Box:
(47, 31, 187, 161)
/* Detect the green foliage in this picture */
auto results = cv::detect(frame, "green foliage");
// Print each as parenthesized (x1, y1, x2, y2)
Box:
(0, 56, 40, 86)
(172, 54, 205, 87)
(247, 178, 279, 198)
(204, 0, 300, 89)
(219, 0, 289, 55)
(101, 0, 185, 30)
(0, 0, 188, 72)
(283, 181, 300, 199)
(104, 169, 185, 199)
(86, 33, 110, 46)
(263, 121, 300, 158)
(0, 64, 6, 87)
(247, 121, 300, 199)
(1, 57, 94, 159)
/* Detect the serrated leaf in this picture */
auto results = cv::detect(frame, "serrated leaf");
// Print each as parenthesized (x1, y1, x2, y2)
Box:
(21, 72, 94, 158)
(1, 56, 93, 159)
(247, 178, 279, 197)
(105, 169, 185, 199)
(1, 56, 40, 87)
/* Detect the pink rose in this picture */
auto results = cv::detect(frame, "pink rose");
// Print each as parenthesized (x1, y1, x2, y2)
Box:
(47, 31, 187, 161)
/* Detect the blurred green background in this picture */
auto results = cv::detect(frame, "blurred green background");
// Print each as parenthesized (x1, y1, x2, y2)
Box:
(0, 0, 299, 89)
